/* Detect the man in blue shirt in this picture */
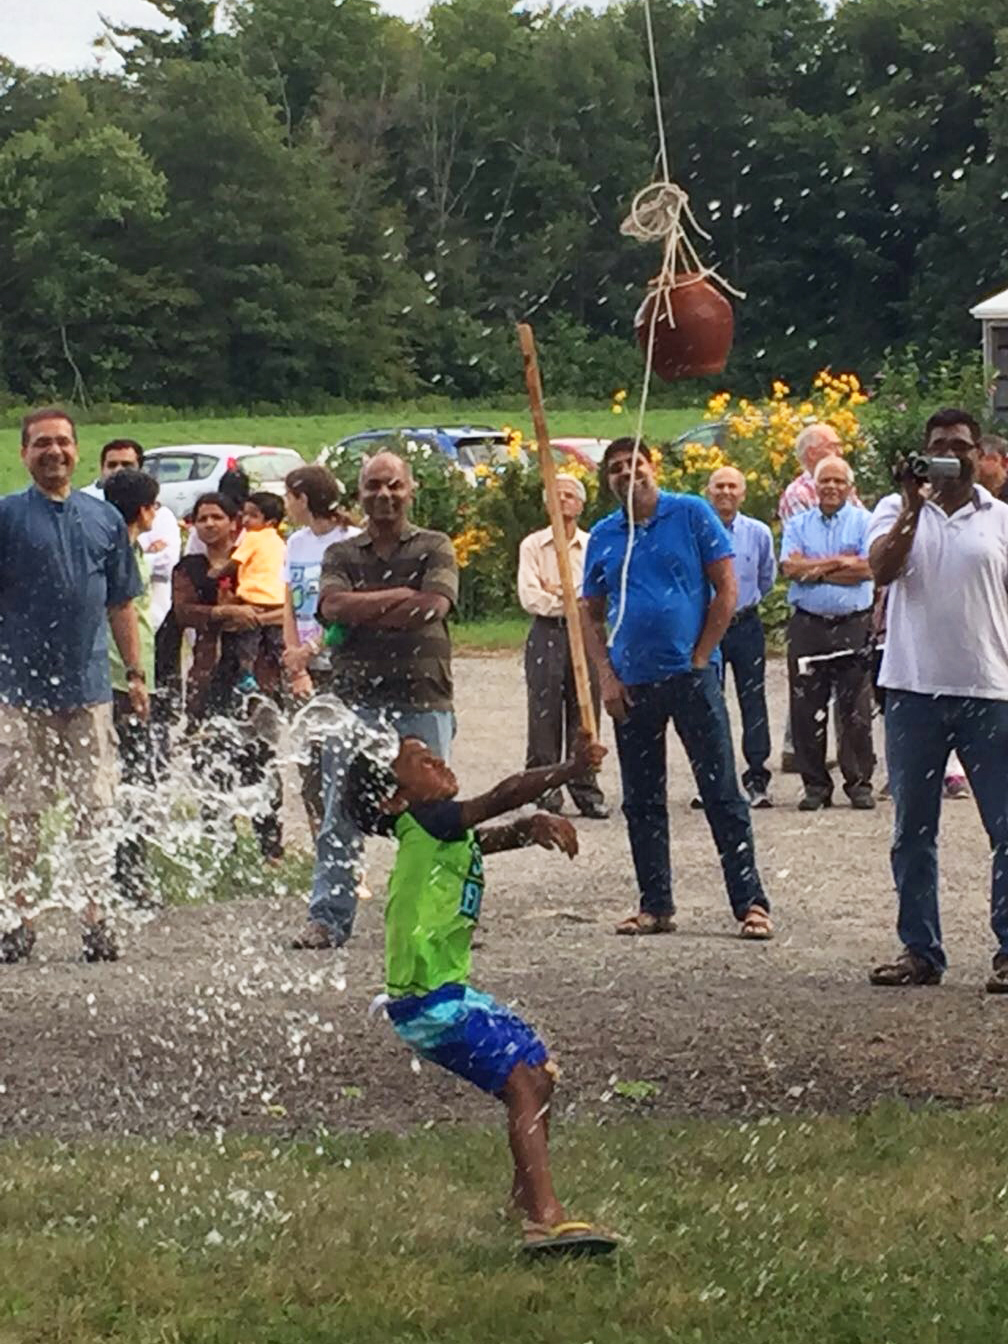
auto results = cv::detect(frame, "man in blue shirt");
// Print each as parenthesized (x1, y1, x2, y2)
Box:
(0, 407, 146, 965)
(581, 438, 772, 940)
(706, 466, 777, 807)
(780, 454, 875, 811)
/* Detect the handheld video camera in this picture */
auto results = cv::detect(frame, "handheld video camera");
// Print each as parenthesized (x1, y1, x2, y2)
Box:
(893, 451, 963, 485)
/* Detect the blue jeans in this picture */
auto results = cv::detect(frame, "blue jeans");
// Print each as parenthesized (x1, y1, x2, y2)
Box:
(720, 609, 772, 792)
(614, 666, 768, 920)
(886, 690, 1008, 971)
(308, 706, 455, 944)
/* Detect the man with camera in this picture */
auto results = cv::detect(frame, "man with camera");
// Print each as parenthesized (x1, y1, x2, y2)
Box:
(868, 408, 1008, 990)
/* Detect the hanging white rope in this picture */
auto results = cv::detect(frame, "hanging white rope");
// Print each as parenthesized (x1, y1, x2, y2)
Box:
(606, 0, 744, 651)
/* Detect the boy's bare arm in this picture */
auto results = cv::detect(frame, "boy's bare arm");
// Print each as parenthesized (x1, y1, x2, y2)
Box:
(458, 732, 605, 829)
(477, 814, 579, 858)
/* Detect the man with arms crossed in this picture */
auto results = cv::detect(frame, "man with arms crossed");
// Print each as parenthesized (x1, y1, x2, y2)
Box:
(292, 451, 458, 951)
(0, 409, 147, 963)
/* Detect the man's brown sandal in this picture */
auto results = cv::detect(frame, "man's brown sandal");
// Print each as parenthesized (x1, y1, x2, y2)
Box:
(614, 912, 676, 936)
(739, 906, 773, 940)
(868, 951, 942, 986)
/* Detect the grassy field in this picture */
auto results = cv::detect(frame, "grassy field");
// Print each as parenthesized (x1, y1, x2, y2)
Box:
(0, 405, 704, 496)
(3, 1103, 1008, 1343)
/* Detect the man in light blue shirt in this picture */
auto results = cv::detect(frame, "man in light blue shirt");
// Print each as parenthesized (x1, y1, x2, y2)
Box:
(581, 438, 772, 941)
(707, 467, 777, 806)
(780, 455, 875, 811)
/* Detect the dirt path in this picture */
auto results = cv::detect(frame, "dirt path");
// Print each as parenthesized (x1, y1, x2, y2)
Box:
(1, 655, 1005, 1139)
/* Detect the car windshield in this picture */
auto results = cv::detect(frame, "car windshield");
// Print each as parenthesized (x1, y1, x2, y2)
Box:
(455, 436, 514, 469)
(239, 450, 304, 482)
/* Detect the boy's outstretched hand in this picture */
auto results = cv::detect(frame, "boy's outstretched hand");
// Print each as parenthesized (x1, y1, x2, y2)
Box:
(571, 728, 606, 776)
(529, 812, 579, 858)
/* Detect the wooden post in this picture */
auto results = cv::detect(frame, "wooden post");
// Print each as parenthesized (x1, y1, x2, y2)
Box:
(516, 322, 598, 740)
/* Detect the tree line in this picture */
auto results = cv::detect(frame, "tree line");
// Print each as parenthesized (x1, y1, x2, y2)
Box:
(0, 0, 1004, 410)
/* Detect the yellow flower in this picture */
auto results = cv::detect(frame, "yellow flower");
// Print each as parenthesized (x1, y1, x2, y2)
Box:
(611, 403, 624, 415)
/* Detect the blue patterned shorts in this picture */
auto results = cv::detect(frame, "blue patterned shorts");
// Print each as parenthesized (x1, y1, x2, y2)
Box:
(386, 983, 548, 1094)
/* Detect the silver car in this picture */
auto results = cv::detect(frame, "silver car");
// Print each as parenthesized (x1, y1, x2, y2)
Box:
(143, 444, 305, 519)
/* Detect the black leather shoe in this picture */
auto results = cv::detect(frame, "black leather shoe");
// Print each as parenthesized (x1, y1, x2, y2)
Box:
(578, 803, 610, 820)
(1, 923, 36, 964)
(797, 793, 832, 812)
(849, 787, 876, 810)
(538, 791, 563, 814)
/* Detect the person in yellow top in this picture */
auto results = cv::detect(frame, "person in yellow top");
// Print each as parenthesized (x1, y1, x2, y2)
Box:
(213, 491, 286, 693)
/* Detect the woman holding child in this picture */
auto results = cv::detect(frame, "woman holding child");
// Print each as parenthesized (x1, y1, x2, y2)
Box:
(166, 491, 286, 861)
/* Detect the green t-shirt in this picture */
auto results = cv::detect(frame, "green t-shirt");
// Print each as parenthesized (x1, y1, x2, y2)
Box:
(384, 802, 484, 999)
(109, 542, 155, 693)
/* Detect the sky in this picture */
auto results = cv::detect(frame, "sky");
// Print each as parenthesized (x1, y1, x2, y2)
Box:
(2, 0, 429, 72)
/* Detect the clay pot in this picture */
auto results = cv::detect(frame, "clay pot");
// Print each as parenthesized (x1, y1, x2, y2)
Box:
(634, 273, 734, 380)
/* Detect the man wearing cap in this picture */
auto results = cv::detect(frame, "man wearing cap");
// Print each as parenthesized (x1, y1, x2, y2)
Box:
(517, 474, 608, 818)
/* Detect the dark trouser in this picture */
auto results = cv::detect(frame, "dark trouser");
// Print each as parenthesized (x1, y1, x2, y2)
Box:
(300, 739, 325, 837)
(720, 607, 771, 793)
(233, 618, 285, 677)
(613, 666, 768, 920)
(192, 726, 284, 861)
(787, 608, 874, 800)
(886, 691, 1008, 972)
(524, 616, 604, 812)
(112, 690, 152, 903)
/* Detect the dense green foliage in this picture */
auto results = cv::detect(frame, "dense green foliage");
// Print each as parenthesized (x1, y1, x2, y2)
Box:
(1, 0, 1004, 409)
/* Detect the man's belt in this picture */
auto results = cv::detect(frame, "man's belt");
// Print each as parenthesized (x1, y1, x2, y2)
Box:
(535, 614, 567, 627)
(727, 604, 758, 628)
(794, 607, 872, 625)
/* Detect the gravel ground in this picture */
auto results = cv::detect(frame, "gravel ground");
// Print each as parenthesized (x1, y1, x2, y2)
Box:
(1, 654, 1006, 1139)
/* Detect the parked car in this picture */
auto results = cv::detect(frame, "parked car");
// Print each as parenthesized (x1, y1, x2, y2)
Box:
(667, 420, 729, 453)
(319, 425, 525, 483)
(143, 444, 305, 519)
(549, 437, 611, 471)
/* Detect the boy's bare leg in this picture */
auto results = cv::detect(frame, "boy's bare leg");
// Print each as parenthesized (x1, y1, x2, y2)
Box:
(501, 1062, 565, 1226)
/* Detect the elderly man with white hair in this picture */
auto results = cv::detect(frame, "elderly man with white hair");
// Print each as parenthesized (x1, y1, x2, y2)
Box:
(780, 455, 875, 810)
(517, 473, 607, 818)
(779, 423, 864, 522)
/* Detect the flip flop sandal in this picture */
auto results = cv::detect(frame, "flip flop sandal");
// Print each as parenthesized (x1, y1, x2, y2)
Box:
(739, 907, 773, 940)
(521, 1220, 620, 1257)
(614, 912, 676, 936)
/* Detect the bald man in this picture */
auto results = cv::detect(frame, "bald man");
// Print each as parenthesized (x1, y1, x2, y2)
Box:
(780, 455, 875, 810)
(293, 451, 459, 950)
(705, 467, 777, 806)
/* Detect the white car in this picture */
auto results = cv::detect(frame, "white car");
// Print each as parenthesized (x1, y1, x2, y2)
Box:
(143, 444, 305, 519)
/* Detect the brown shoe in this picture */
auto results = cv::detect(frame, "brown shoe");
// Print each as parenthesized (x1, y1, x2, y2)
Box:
(291, 920, 336, 950)
(1, 922, 36, 964)
(81, 921, 119, 963)
(869, 950, 942, 986)
(986, 954, 1008, 994)
(614, 911, 676, 936)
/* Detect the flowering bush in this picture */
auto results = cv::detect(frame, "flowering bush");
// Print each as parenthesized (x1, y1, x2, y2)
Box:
(317, 363, 944, 622)
(658, 371, 872, 525)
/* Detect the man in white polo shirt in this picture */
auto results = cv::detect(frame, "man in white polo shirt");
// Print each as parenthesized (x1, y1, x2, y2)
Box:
(867, 408, 1008, 991)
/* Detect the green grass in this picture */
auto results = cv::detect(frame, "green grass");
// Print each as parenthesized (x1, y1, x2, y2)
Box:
(454, 616, 528, 651)
(3, 1103, 1008, 1342)
(0, 405, 705, 496)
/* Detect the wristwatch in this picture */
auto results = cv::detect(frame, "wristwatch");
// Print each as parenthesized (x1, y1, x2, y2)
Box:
(125, 666, 147, 684)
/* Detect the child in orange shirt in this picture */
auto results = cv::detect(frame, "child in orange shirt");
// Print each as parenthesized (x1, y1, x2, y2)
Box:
(215, 491, 286, 693)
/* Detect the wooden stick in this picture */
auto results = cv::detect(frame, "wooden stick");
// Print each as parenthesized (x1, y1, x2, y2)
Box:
(516, 323, 598, 740)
